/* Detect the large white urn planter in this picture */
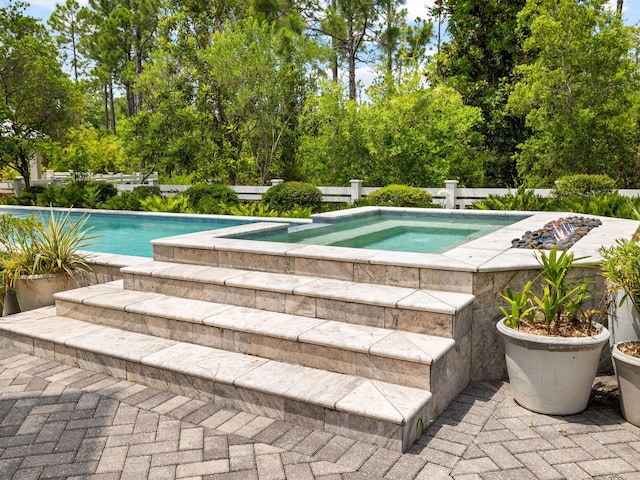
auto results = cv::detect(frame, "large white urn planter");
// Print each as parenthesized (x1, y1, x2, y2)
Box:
(608, 289, 640, 347)
(612, 342, 640, 426)
(15, 274, 84, 312)
(497, 319, 610, 415)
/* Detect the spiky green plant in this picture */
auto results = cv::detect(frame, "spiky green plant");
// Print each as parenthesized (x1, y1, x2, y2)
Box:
(2, 209, 100, 291)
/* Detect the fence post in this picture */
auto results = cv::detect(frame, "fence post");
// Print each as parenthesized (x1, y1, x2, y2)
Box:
(445, 180, 458, 209)
(13, 178, 25, 197)
(349, 179, 362, 205)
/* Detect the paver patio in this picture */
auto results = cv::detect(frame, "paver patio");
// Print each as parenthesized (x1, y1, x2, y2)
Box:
(1, 347, 639, 479)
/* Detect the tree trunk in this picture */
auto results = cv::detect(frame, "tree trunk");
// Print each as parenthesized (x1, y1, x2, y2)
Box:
(617, 0, 623, 15)
(331, 0, 338, 82)
(347, 21, 356, 100)
(135, 25, 143, 113)
(103, 84, 109, 131)
(109, 79, 116, 134)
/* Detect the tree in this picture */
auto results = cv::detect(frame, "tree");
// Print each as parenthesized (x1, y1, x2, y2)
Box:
(373, 0, 432, 80)
(508, 0, 640, 187)
(435, 0, 527, 186)
(309, 0, 378, 100)
(48, 0, 87, 83)
(80, 0, 161, 130)
(297, 76, 485, 187)
(0, 1, 78, 186)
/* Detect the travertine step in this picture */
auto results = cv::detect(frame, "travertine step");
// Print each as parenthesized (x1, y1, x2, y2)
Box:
(0, 307, 432, 452)
(54, 282, 462, 392)
(120, 261, 474, 339)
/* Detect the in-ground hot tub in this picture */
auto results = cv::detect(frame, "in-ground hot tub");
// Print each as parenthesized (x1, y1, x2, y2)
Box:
(226, 207, 530, 254)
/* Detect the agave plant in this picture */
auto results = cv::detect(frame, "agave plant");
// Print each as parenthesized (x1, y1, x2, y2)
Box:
(2, 209, 100, 291)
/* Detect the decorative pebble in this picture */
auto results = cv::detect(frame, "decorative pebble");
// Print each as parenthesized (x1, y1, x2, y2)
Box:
(511, 216, 602, 250)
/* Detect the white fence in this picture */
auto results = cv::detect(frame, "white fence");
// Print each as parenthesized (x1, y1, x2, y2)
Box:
(2, 174, 640, 209)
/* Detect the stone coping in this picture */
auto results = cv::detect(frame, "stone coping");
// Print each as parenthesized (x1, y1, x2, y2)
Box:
(149, 209, 640, 273)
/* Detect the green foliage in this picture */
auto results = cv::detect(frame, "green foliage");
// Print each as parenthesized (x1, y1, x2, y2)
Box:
(366, 184, 433, 208)
(15, 186, 48, 206)
(183, 184, 239, 213)
(471, 185, 548, 211)
(134, 15, 322, 184)
(500, 282, 534, 329)
(42, 127, 128, 173)
(262, 182, 323, 213)
(15, 180, 118, 208)
(2, 209, 99, 290)
(0, 1, 79, 184)
(298, 79, 486, 187)
(552, 174, 618, 198)
(227, 203, 280, 217)
(501, 247, 595, 332)
(508, 0, 640, 187)
(0, 214, 40, 255)
(225, 202, 313, 219)
(159, 174, 195, 185)
(435, 0, 527, 187)
(139, 195, 193, 213)
(534, 247, 592, 329)
(600, 237, 640, 313)
(100, 185, 161, 211)
(550, 193, 638, 219)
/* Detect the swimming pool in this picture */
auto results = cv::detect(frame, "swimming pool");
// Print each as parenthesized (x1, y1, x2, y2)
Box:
(0, 207, 261, 257)
(235, 209, 529, 254)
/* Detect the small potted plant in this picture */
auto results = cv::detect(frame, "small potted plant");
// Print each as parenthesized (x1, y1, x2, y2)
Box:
(2, 209, 99, 312)
(599, 237, 640, 426)
(0, 213, 42, 315)
(497, 246, 610, 415)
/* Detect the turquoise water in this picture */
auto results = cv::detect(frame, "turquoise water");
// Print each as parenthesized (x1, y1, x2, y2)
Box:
(243, 214, 522, 254)
(0, 208, 250, 257)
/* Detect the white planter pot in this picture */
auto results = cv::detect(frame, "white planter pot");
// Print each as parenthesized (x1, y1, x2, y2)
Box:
(612, 342, 640, 427)
(497, 319, 610, 415)
(608, 289, 640, 347)
(15, 274, 83, 312)
(2, 291, 19, 316)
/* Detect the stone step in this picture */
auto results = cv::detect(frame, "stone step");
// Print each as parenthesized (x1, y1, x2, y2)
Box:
(120, 261, 474, 339)
(151, 226, 476, 293)
(0, 307, 432, 452)
(54, 283, 467, 396)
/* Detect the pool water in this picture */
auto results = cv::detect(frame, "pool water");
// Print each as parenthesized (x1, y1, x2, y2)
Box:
(244, 214, 522, 254)
(0, 208, 251, 257)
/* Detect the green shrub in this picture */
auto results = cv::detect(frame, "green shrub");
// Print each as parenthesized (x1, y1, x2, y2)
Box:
(228, 203, 280, 217)
(131, 185, 161, 199)
(552, 174, 618, 198)
(366, 184, 433, 208)
(16, 186, 48, 206)
(471, 185, 548, 211)
(183, 184, 239, 212)
(140, 195, 192, 213)
(87, 182, 118, 203)
(100, 185, 161, 211)
(550, 192, 637, 219)
(159, 173, 195, 185)
(262, 182, 323, 213)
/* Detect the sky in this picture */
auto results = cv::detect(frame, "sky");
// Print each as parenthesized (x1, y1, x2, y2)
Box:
(20, 0, 640, 27)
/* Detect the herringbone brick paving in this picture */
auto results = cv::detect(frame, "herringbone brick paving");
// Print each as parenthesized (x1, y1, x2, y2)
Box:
(0, 347, 639, 479)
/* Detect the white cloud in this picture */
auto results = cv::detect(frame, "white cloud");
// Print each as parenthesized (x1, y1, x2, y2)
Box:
(28, 0, 88, 12)
(404, 0, 437, 22)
